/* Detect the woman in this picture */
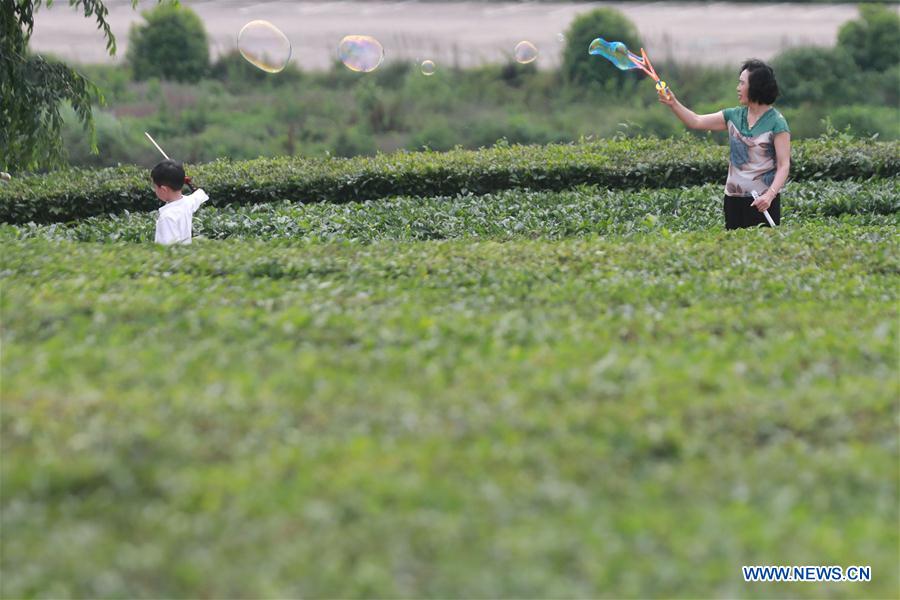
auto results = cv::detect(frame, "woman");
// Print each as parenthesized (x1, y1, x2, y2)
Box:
(660, 60, 790, 229)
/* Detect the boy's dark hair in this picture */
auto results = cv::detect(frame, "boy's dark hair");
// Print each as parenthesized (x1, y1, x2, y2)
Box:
(740, 59, 779, 105)
(150, 159, 185, 190)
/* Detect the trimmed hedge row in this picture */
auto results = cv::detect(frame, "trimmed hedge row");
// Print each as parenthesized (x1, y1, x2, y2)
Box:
(6, 179, 897, 244)
(1, 136, 898, 224)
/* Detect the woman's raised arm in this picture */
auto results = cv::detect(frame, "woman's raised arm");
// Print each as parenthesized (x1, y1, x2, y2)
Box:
(659, 91, 726, 132)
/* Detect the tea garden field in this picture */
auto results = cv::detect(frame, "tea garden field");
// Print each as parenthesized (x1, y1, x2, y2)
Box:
(1, 138, 898, 597)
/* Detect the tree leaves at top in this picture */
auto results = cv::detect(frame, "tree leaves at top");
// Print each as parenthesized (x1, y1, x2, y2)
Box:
(837, 3, 900, 73)
(0, 0, 142, 173)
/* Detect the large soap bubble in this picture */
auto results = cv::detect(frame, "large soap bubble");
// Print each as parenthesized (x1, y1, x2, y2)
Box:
(514, 41, 538, 64)
(238, 20, 292, 73)
(339, 35, 384, 73)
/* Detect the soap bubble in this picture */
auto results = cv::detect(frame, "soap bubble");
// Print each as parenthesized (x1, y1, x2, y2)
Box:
(420, 59, 436, 76)
(339, 35, 384, 73)
(514, 41, 538, 64)
(237, 20, 292, 73)
(557, 33, 566, 43)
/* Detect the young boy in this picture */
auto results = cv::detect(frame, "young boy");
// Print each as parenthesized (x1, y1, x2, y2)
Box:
(151, 159, 209, 245)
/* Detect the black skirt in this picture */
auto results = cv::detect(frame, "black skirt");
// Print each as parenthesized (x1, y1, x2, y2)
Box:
(723, 194, 781, 230)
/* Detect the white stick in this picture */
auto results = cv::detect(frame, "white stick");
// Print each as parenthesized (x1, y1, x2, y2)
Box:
(751, 191, 776, 227)
(144, 131, 170, 160)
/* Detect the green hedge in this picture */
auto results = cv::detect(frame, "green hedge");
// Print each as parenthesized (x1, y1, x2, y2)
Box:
(3, 225, 897, 598)
(7, 179, 898, 244)
(1, 137, 898, 224)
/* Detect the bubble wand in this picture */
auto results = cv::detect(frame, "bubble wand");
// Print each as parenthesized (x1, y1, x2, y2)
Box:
(144, 131, 196, 193)
(588, 38, 671, 99)
(751, 191, 777, 228)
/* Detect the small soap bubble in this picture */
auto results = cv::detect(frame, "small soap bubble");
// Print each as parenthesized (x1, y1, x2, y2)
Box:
(339, 35, 384, 73)
(514, 40, 538, 64)
(237, 20, 292, 73)
(420, 59, 436, 76)
(557, 33, 566, 43)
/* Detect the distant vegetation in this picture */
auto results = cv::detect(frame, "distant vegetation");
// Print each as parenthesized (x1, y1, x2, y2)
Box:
(38, 3, 897, 169)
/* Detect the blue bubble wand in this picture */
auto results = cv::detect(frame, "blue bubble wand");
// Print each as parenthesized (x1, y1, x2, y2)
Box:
(588, 38, 671, 99)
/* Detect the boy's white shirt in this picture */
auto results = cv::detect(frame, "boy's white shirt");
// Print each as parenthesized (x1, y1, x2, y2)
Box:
(155, 189, 209, 245)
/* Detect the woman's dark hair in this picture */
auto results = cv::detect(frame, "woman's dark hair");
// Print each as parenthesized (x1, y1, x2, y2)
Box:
(150, 159, 186, 190)
(740, 59, 779, 105)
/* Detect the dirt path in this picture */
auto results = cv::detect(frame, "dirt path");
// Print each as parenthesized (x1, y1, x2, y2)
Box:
(30, 1, 866, 69)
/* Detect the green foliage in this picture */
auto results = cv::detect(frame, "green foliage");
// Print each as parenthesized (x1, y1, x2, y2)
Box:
(3, 137, 898, 224)
(76, 62, 135, 103)
(210, 50, 304, 88)
(653, 61, 734, 109)
(561, 8, 642, 89)
(837, 3, 900, 72)
(828, 105, 900, 139)
(127, 1, 209, 82)
(10, 179, 897, 244)
(3, 5, 898, 595)
(407, 119, 458, 152)
(0, 0, 137, 173)
(770, 5, 899, 109)
(59, 104, 148, 167)
(772, 42, 897, 110)
(2, 225, 897, 597)
(46, 53, 899, 169)
(0, 55, 100, 173)
(333, 125, 378, 158)
(772, 46, 861, 106)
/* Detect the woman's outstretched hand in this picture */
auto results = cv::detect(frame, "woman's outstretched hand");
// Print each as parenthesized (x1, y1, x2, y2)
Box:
(658, 88, 677, 107)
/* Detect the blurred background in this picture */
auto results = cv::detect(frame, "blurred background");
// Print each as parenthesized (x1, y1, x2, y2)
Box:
(27, 1, 900, 167)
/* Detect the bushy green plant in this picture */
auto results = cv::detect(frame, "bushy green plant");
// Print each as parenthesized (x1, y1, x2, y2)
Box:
(210, 50, 304, 90)
(10, 179, 897, 244)
(59, 105, 148, 168)
(355, 78, 405, 134)
(2, 138, 897, 224)
(828, 105, 900, 139)
(1, 224, 898, 598)
(772, 46, 861, 106)
(127, 2, 209, 82)
(408, 119, 458, 152)
(837, 3, 900, 73)
(561, 8, 642, 89)
(777, 104, 900, 141)
(463, 114, 569, 147)
(333, 125, 378, 158)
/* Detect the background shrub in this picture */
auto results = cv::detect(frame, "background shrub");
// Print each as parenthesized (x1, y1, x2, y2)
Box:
(772, 46, 862, 106)
(837, 3, 900, 73)
(561, 8, 642, 90)
(127, 3, 209, 82)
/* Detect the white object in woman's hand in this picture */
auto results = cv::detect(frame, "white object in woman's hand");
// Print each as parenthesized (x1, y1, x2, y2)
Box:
(751, 191, 777, 227)
(750, 190, 774, 212)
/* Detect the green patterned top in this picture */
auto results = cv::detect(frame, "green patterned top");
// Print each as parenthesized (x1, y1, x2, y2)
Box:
(722, 106, 790, 198)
